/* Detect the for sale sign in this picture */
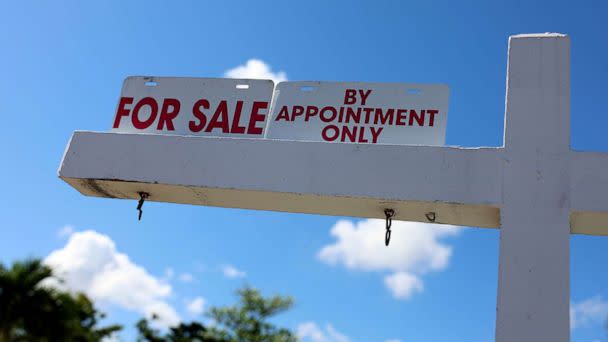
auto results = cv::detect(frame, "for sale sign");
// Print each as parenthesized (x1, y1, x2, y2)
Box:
(265, 81, 449, 145)
(111, 77, 274, 138)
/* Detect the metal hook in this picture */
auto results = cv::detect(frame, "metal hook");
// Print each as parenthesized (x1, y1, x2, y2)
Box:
(384, 209, 395, 246)
(137, 192, 149, 221)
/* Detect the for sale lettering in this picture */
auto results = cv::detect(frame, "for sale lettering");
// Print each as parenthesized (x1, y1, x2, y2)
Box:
(112, 97, 268, 135)
(274, 89, 440, 143)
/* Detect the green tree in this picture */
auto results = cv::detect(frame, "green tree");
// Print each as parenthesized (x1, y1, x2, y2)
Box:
(136, 315, 222, 342)
(205, 286, 297, 342)
(137, 286, 296, 342)
(0, 259, 121, 341)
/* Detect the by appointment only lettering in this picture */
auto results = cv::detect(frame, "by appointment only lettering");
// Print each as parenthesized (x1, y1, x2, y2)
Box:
(266, 82, 449, 146)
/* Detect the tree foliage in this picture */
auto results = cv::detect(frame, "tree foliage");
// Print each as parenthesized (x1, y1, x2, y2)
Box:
(205, 287, 297, 342)
(0, 259, 121, 341)
(137, 286, 296, 342)
(1, 258, 297, 342)
(137, 315, 222, 342)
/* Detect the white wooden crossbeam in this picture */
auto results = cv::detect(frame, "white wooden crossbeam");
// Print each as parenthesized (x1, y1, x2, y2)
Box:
(570, 151, 608, 234)
(60, 132, 608, 236)
(60, 133, 502, 228)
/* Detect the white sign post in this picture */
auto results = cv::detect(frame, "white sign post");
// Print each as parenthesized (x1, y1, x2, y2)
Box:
(58, 34, 602, 341)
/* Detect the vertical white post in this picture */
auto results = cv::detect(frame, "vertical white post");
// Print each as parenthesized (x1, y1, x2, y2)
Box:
(496, 34, 571, 341)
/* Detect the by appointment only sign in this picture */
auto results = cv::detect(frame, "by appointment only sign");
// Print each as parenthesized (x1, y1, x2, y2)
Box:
(266, 81, 448, 145)
(111, 77, 449, 145)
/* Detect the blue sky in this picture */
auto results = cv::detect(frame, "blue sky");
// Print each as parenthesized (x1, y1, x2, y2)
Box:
(1, 1, 608, 341)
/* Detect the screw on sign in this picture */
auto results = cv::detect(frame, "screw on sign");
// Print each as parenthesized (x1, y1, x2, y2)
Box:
(384, 208, 395, 246)
(136, 192, 149, 221)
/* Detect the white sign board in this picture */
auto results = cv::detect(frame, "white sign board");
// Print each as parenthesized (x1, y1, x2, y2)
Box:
(111, 77, 274, 138)
(265, 81, 449, 145)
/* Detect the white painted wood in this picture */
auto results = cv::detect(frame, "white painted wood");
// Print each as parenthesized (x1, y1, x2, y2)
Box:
(570, 152, 608, 234)
(60, 132, 502, 227)
(495, 33, 570, 342)
(58, 33, 604, 341)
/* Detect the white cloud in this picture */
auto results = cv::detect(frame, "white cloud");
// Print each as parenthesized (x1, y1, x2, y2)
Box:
(297, 322, 350, 342)
(383, 272, 423, 299)
(221, 264, 246, 279)
(185, 296, 205, 315)
(57, 225, 74, 238)
(224, 59, 287, 84)
(318, 219, 459, 299)
(178, 272, 194, 283)
(325, 324, 349, 342)
(297, 322, 326, 342)
(570, 296, 608, 330)
(44, 230, 180, 327)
